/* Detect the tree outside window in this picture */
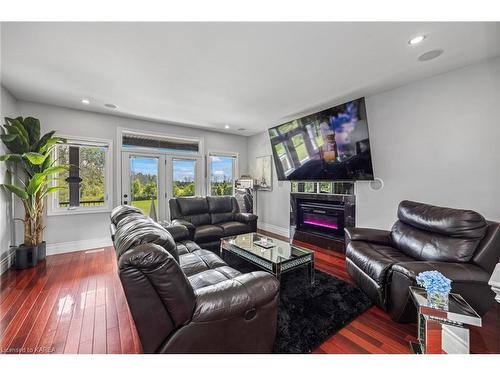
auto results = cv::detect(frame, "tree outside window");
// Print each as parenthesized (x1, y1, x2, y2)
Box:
(56, 144, 108, 208)
(209, 155, 236, 196)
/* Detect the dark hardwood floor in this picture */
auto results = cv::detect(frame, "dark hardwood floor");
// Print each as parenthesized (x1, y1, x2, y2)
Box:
(0, 248, 141, 354)
(1, 235, 498, 354)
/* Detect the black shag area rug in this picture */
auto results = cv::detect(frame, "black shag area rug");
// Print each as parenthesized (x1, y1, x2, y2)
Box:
(224, 253, 372, 354)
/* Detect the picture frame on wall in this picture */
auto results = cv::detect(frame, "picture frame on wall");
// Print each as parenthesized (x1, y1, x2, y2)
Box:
(255, 155, 273, 191)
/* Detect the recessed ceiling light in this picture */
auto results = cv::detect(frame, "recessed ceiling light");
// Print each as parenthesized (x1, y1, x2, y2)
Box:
(224, 125, 230, 129)
(81, 98, 90, 105)
(418, 49, 444, 62)
(104, 103, 118, 109)
(408, 35, 426, 45)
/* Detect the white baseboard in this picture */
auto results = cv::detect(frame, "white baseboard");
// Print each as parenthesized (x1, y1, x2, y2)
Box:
(257, 222, 290, 238)
(0, 247, 16, 274)
(46, 237, 113, 256)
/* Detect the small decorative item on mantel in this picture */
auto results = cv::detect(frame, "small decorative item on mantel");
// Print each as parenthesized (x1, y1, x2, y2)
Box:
(416, 270, 452, 310)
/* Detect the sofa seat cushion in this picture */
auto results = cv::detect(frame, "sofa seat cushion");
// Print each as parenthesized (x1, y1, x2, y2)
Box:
(346, 241, 414, 285)
(175, 240, 201, 256)
(179, 252, 210, 276)
(217, 221, 252, 237)
(188, 266, 242, 290)
(178, 248, 227, 277)
(193, 225, 224, 243)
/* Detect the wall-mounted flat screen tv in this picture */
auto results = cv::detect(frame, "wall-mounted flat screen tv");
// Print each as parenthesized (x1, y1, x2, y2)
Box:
(268, 97, 374, 181)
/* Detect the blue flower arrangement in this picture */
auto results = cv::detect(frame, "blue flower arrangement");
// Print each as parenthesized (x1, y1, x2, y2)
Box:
(416, 270, 452, 295)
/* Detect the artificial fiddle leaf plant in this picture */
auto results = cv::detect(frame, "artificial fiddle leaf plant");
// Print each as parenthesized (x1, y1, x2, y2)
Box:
(0, 116, 67, 253)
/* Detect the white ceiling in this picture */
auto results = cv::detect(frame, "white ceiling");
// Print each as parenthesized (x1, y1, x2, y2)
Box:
(2, 22, 499, 135)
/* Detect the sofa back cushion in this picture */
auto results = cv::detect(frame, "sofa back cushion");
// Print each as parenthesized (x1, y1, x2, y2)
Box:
(391, 200, 488, 262)
(111, 204, 143, 225)
(173, 197, 211, 226)
(114, 214, 179, 262)
(207, 196, 236, 224)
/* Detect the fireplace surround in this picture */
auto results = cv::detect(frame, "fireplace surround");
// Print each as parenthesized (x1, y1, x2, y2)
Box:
(290, 192, 355, 252)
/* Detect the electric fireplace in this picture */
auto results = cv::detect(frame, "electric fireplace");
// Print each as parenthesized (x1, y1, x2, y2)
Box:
(297, 201, 345, 238)
(290, 192, 355, 252)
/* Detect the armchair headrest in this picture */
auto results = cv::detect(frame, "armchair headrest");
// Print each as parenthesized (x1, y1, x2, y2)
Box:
(397, 200, 487, 240)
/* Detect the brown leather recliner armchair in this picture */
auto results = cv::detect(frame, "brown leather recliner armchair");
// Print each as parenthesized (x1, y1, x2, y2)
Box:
(345, 200, 500, 323)
(110, 205, 279, 353)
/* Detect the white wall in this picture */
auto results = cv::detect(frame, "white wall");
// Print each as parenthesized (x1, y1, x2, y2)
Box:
(0, 86, 18, 272)
(14, 101, 249, 253)
(357, 56, 500, 229)
(247, 132, 291, 236)
(248, 56, 500, 233)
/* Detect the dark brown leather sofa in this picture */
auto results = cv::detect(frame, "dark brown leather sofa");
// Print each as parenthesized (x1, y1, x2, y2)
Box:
(345, 200, 500, 322)
(169, 196, 257, 251)
(110, 205, 279, 353)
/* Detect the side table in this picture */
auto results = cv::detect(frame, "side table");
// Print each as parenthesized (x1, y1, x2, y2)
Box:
(409, 286, 482, 354)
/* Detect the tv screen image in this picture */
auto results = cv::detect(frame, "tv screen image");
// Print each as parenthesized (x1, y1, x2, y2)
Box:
(268, 97, 374, 181)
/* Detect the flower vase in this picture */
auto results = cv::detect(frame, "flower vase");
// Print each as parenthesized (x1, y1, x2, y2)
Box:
(427, 292, 449, 310)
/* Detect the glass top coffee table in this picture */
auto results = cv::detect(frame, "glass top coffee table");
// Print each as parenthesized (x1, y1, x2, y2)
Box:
(220, 232, 315, 284)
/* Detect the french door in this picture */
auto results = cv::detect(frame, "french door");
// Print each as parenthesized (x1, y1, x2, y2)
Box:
(121, 151, 203, 221)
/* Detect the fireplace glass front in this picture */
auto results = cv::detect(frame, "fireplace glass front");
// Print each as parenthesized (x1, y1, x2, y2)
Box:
(297, 200, 345, 238)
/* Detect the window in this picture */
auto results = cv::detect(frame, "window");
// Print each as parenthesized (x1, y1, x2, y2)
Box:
(274, 142, 293, 175)
(208, 153, 237, 196)
(278, 120, 299, 135)
(173, 159, 196, 197)
(319, 182, 332, 194)
(49, 137, 112, 215)
(291, 133, 310, 164)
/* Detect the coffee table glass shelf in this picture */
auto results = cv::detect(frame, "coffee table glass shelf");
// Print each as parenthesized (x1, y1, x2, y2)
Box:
(409, 286, 482, 354)
(220, 232, 315, 284)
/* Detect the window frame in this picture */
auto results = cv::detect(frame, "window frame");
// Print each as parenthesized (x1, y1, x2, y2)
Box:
(120, 129, 203, 157)
(207, 151, 239, 197)
(47, 135, 113, 216)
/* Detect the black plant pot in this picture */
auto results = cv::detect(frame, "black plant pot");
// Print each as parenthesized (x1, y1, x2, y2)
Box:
(15, 244, 39, 270)
(37, 241, 47, 261)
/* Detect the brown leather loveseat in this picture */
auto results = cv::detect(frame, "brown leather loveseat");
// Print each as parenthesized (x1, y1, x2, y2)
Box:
(169, 196, 258, 251)
(110, 205, 279, 353)
(345, 200, 500, 322)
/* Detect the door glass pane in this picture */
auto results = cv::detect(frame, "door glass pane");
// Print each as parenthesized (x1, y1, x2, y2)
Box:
(210, 155, 235, 196)
(173, 159, 196, 197)
(130, 156, 159, 217)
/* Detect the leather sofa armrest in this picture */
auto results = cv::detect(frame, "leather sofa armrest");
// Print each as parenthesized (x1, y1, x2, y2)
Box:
(192, 271, 279, 322)
(344, 227, 392, 246)
(234, 212, 258, 224)
(391, 261, 491, 284)
(388, 260, 495, 321)
(163, 224, 190, 242)
(171, 219, 196, 237)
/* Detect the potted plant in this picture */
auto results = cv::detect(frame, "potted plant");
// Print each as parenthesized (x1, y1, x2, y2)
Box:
(0, 117, 66, 269)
